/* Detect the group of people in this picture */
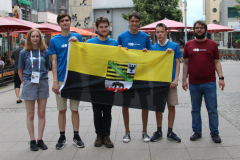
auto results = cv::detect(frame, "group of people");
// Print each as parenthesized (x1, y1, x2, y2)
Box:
(13, 11, 224, 151)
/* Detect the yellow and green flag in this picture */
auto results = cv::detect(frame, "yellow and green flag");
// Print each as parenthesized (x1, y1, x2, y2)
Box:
(60, 42, 174, 112)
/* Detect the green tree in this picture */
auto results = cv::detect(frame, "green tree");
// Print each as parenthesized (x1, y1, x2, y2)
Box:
(122, 0, 182, 26)
(234, 0, 240, 19)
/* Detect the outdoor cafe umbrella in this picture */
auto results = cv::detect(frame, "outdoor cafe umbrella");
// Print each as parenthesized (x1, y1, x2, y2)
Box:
(207, 23, 235, 33)
(140, 29, 179, 33)
(0, 17, 32, 57)
(188, 23, 235, 42)
(139, 18, 193, 31)
(139, 18, 192, 43)
(40, 23, 97, 37)
(188, 23, 235, 33)
(207, 23, 235, 46)
(4, 17, 59, 33)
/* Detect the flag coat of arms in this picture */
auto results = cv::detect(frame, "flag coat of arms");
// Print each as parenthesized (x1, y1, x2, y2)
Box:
(60, 42, 174, 112)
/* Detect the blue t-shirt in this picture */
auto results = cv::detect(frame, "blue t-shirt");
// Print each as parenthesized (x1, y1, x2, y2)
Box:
(150, 41, 182, 82)
(117, 30, 151, 50)
(48, 32, 83, 81)
(87, 37, 118, 46)
(18, 49, 51, 81)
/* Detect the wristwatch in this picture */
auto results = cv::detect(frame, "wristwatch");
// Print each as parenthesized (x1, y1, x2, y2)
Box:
(219, 77, 224, 80)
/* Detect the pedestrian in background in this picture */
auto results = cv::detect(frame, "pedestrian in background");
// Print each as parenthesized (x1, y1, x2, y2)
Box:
(18, 28, 51, 151)
(0, 55, 5, 68)
(10, 39, 26, 103)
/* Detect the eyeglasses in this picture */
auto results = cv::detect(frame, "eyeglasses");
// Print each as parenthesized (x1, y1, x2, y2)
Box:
(195, 27, 205, 30)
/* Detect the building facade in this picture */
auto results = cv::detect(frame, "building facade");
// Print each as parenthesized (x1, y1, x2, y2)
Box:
(32, 0, 69, 24)
(92, 0, 134, 40)
(69, 0, 93, 31)
(0, 0, 12, 17)
(220, 0, 240, 46)
(205, 0, 220, 24)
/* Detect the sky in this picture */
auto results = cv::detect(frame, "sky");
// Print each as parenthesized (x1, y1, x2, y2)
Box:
(186, 0, 205, 26)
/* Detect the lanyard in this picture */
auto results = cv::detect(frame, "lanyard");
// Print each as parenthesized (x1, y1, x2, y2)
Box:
(30, 50, 41, 72)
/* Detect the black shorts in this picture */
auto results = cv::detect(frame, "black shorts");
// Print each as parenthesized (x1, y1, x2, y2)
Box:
(14, 73, 21, 88)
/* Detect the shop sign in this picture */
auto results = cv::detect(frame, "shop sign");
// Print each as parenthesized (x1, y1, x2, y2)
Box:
(17, 0, 32, 6)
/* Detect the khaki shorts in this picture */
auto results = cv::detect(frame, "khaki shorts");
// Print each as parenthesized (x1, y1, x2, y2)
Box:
(56, 81, 80, 111)
(167, 87, 179, 106)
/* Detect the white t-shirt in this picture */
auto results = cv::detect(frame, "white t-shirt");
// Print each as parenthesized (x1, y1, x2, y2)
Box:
(0, 60, 5, 66)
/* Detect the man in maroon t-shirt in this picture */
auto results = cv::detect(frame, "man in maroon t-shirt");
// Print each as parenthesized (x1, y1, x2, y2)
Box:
(182, 20, 225, 143)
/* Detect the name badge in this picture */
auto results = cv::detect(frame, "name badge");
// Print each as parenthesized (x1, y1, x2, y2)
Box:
(31, 72, 40, 83)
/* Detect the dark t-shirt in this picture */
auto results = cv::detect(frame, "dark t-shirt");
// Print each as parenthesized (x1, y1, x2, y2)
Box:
(183, 39, 220, 84)
(11, 47, 24, 74)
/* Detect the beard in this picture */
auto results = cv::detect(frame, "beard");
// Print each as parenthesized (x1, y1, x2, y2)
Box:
(194, 32, 206, 39)
(98, 32, 109, 37)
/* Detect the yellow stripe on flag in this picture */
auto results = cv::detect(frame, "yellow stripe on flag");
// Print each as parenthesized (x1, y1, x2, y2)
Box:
(68, 42, 174, 83)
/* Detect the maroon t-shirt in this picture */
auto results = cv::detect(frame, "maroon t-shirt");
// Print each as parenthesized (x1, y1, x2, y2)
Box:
(183, 39, 220, 84)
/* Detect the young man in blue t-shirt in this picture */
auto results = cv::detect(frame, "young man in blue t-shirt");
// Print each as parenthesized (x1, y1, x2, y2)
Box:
(87, 16, 117, 148)
(118, 11, 152, 143)
(48, 13, 85, 149)
(150, 23, 182, 143)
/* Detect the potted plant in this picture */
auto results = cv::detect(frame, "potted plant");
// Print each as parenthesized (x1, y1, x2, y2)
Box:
(233, 39, 237, 48)
(235, 39, 240, 48)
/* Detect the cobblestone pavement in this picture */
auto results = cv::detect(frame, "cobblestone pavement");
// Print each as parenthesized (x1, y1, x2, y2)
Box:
(216, 61, 240, 129)
(178, 60, 240, 130)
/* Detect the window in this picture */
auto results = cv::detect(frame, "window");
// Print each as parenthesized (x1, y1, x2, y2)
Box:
(228, 7, 240, 18)
(213, 8, 217, 13)
(32, 0, 37, 10)
(39, 0, 46, 11)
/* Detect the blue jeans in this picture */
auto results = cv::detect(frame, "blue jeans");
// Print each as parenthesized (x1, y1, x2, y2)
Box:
(189, 82, 219, 136)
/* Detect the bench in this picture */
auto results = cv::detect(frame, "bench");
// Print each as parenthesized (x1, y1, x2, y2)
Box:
(0, 65, 14, 86)
(220, 54, 239, 60)
(0, 71, 14, 78)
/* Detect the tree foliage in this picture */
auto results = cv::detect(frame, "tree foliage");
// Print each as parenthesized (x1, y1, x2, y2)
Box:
(234, 0, 240, 19)
(122, 0, 183, 26)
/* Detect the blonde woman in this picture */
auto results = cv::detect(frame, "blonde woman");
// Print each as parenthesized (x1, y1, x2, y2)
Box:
(18, 28, 50, 151)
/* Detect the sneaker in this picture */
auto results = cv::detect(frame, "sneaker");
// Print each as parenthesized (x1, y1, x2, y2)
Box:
(94, 134, 103, 147)
(211, 134, 221, 143)
(142, 133, 150, 142)
(73, 135, 85, 148)
(56, 135, 66, 150)
(37, 140, 48, 150)
(30, 140, 39, 151)
(122, 133, 131, 143)
(102, 134, 114, 148)
(190, 132, 201, 141)
(167, 132, 181, 143)
(150, 131, 163, 142)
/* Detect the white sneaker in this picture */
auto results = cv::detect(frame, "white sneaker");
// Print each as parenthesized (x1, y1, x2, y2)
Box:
(122, 133, 131, 143)
(142, 132, 150, 142)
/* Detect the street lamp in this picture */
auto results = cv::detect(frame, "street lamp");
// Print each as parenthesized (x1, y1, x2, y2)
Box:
(184, 0, 187, 44)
